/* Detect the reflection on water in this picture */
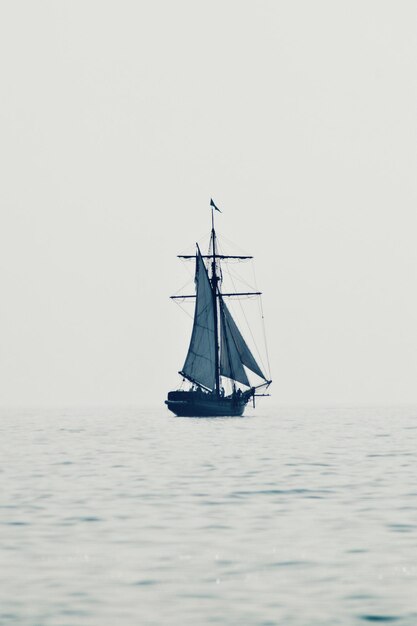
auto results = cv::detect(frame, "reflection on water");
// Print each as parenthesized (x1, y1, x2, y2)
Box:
(0, 405, 416, 625)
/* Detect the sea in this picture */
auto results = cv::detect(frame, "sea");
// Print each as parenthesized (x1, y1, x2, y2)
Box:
(1, 405, 416, 626)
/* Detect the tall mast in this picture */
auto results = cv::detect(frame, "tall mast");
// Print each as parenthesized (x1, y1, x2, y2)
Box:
(210, 207, 220, 395)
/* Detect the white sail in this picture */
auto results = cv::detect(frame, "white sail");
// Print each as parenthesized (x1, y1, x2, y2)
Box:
(181, 250, 216, 390)
(220, 298, 267, 385)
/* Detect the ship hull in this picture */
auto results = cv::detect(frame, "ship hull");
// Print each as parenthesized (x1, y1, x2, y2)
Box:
(165, 390, 251, 417)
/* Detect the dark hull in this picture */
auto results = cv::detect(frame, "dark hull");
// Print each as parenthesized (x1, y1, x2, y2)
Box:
(165, 390, 251, 417)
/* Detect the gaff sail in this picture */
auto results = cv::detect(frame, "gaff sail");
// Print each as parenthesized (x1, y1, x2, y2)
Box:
(181, 250, 216, 390)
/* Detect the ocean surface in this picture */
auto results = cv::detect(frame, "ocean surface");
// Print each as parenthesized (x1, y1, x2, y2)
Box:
(1, 405, 416, 626)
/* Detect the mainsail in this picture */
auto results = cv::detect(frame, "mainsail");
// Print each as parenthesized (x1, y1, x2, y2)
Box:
(220, 298, 267, 386)
(181, 250, 216, 390)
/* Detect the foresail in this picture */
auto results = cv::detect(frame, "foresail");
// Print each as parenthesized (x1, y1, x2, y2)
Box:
(181, 250, 216, 390)
(220, 298, 267, 385)
(220, 319, 250, 386)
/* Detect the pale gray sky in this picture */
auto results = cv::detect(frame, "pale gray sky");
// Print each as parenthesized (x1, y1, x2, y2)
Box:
(1, 0, 416, 407)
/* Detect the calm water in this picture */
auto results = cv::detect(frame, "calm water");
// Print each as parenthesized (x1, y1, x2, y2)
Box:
(1, 405, 416, 626)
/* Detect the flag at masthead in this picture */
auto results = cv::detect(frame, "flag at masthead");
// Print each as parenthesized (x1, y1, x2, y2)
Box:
(210, 198, 221, 212)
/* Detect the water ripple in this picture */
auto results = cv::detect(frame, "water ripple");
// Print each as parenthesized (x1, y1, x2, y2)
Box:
(1, 405, 416, 626)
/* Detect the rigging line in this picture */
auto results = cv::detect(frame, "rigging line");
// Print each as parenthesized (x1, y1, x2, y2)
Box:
(259, 295, 272, 379)
(221, 249, 268, 378)
(176, 235, 208, 292)
(179, 260, 195, 282)
(173, 298, 194, 320)
(214, 242, 247, 289)
(224, 264, 257, 291)
(179, 230, 212, 256)
(251, 261, 272, 379)
(216, 239, 256, 290)
(173, 274, 194, 296)
(218, 232, 252, 257)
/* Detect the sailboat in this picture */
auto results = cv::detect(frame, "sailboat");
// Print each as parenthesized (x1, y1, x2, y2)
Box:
(165, 201, 272, 417)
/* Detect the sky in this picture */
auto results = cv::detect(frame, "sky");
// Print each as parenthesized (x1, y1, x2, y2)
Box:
(1, 0, 416, 407)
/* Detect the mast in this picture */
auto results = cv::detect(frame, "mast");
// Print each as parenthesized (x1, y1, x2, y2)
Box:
(211, 207, 220, 395)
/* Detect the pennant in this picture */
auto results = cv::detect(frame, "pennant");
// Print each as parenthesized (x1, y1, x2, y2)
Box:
(210, 198, 221, 212)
